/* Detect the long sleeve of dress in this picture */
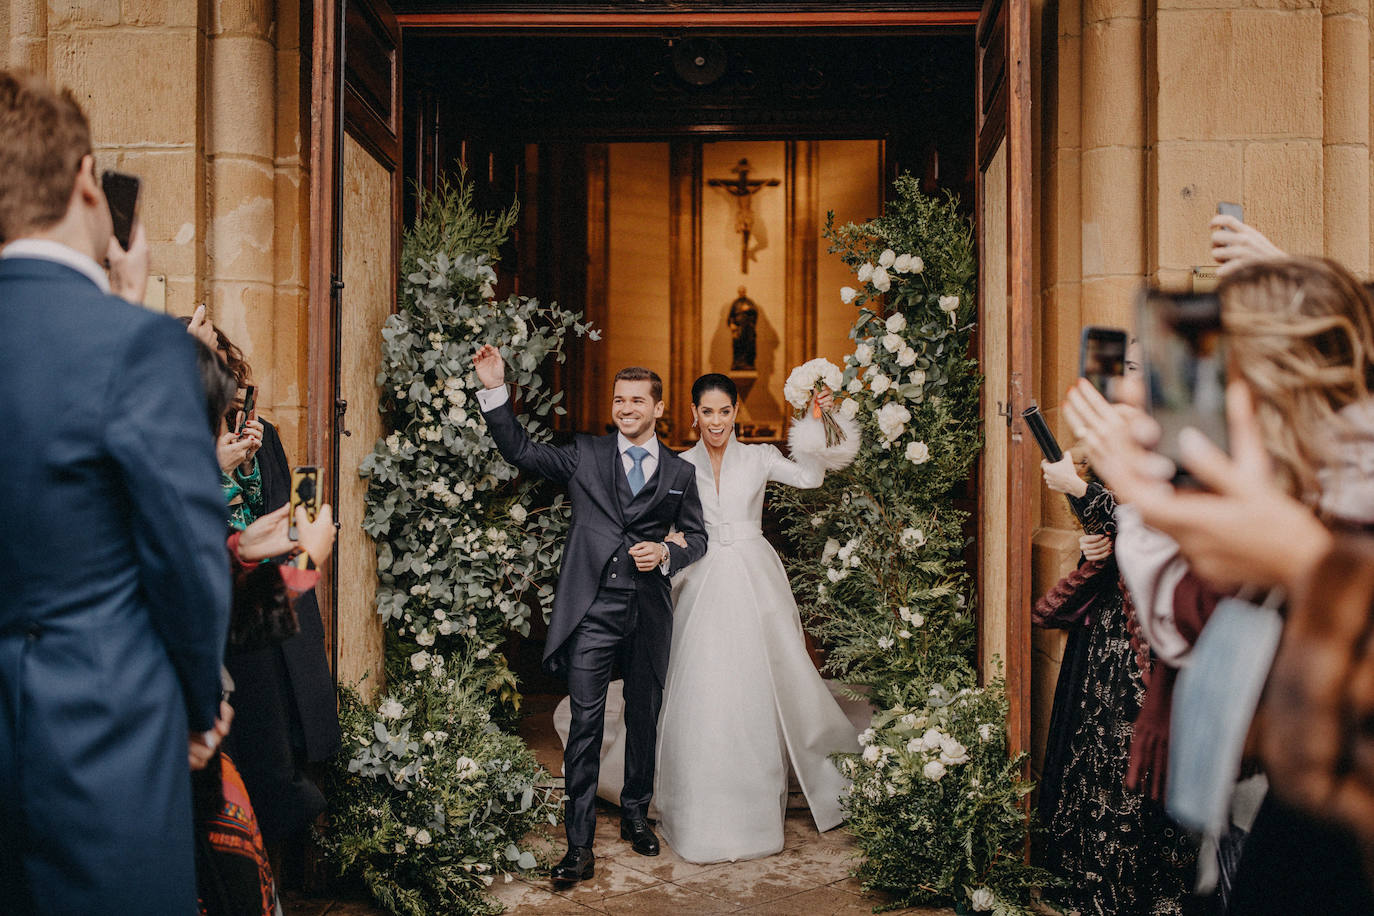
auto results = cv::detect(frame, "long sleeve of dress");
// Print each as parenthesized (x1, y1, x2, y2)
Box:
(1114, 504, 1193, 666)
(767, 412, 861, 488)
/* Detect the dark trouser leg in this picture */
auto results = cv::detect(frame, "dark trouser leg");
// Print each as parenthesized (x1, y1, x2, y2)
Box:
(562, 592, 632, 848)
(619, 598, 663, 821)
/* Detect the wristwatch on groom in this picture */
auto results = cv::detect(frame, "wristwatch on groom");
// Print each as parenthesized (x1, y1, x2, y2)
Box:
(659, 542, 671, 574)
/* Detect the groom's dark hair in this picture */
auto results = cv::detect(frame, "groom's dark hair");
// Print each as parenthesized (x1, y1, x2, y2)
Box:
(614, 366, 663, 402)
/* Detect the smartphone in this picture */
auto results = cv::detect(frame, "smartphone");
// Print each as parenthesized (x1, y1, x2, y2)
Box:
(1079, 326, 1129, 400)
(288, 466, 320, 541)
(101, 170, 140, 251)
(1137, 289, 1228, 486)
(237, 386, 257, 435)
(1217, 201, 1243, 222)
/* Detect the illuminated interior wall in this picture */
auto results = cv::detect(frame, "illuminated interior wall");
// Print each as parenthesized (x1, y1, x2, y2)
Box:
(605, 143, 673, 415)
(816, 141, 884, 367)
(701, 141, 789, 435)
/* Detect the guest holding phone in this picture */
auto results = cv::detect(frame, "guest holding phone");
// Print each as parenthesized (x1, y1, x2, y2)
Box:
(1033, 345, 1200, 916)
(188, 318, 343, 847)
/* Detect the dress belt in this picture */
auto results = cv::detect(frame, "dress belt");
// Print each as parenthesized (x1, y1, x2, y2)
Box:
(706, 521, 763, 546)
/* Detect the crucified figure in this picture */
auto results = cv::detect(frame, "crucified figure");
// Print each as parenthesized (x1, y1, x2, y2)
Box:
(707, 158, 780, 273)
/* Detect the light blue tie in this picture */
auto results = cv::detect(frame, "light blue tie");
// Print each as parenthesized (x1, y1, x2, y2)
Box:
(626, 445, 649, 495)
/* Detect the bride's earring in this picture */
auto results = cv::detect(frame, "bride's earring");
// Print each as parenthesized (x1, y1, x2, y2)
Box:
(691, 416, 698, 429)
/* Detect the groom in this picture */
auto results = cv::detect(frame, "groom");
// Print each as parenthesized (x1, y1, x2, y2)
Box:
(473, 345, 708, 881)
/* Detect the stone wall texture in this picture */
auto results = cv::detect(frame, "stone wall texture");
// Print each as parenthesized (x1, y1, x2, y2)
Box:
(2, 0, 310, 460)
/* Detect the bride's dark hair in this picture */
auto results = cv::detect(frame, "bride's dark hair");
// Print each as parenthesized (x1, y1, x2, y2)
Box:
(691, 373, 738, 406)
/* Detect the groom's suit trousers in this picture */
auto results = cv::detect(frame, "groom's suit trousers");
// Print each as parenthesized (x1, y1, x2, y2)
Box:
(563, 586, 663, 847)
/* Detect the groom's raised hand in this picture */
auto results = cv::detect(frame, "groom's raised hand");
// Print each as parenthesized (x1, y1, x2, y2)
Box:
(473, 344, 506, 390)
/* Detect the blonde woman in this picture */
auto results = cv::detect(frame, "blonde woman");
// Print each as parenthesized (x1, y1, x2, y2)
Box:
(1065, 257, 1374, 916)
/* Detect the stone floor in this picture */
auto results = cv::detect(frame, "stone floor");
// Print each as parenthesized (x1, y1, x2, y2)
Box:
(283, 694, 956, 915)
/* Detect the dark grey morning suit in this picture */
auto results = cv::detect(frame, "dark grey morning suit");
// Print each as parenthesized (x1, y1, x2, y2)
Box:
(480, 397, 707, 846)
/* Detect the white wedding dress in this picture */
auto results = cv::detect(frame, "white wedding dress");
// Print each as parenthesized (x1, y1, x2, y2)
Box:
(554, 414, 863, 863)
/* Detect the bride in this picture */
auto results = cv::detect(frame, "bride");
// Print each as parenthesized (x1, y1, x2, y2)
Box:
(557, 372, 862, 863)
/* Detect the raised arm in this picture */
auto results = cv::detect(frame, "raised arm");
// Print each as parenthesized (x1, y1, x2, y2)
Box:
(474, 343, 579, 484)
(768, 407, 861, 489)
(104, 318, 231, 732)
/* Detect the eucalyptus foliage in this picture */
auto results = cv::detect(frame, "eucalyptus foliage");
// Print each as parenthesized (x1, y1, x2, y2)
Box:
(319, 175, 597, 915)
(776, 178, 1049, 913)
(318, 661, 560, 916)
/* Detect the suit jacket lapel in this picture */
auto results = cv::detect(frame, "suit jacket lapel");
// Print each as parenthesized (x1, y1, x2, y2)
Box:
(599, 434, 626, 525)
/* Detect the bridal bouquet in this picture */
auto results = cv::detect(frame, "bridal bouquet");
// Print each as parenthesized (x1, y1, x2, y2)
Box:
(785, 357, 847, 448)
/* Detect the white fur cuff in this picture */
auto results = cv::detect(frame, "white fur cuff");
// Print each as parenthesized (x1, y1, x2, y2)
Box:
(788, 412, 861, 471)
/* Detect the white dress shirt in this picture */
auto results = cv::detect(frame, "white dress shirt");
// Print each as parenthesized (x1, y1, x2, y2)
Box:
(1, 238, 111, 294)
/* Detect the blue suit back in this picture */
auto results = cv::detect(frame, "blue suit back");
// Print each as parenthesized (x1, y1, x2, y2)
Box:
(0, 257, 231, 915)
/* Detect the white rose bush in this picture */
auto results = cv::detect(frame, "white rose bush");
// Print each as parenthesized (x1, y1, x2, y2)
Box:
(320, 175, 596, 915)
(775, 178, 1049, 913)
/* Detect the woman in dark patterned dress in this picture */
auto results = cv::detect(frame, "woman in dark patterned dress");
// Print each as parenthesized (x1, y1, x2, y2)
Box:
(1035, 455, 1201, 916)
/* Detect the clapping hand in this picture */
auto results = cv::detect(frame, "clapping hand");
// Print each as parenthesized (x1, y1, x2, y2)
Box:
(473, 344, 506, 390)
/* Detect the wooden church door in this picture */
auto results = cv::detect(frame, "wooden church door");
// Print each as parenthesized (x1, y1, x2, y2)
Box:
(975, 0, 1035, 761)
(308, 0, 403, 695)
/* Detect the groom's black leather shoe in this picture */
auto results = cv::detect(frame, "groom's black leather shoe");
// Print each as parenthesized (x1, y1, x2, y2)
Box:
(550, 846, 595, 882)
(620, 817, 661, 856)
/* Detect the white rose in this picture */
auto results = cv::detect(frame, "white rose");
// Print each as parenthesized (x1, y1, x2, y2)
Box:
(906, 441, 931, 464)
(415, 829, 432, 846)
(821, 538, 841, 563)
(826, 567, 845, 583)
(378, 699, 404, 720)
(923, 759, 947, 782)
(857, 262, 874, 283)
(897, 346, 917, 367)
(882, 333, 904, 354)
(862, 745, 882, 764)
(894, 253, 912, 273)
(870, 373, 892, 396)
(840, 286, 858, 304)
(885, 313, 907, 333)
(908, 256, 924, 274)
(978, 723, 996, 742)
(838, 398, 860, 420)
(509, 503, 527, 523)
(898, 606, 913, 622)
(908, 368, 926, 387)
(858, 727, 876, 746)
(875, 402, 912, 441)
(939, 294, 960, 314)
(970, 887, 995, 912)
(871, 267, 892, 292)
(410, 651, 431, 672)
(415, 629, 435, 647)
(899, 713, 918, 728)
(878, 249, 896, 268)
(877, 635, 895, 650)
(910, 611, 925, 627)
(854, 343, 874, 366)
(906, 737, 923, 753)
(922, 728, 944, 748)
(898, 629, 912, 639)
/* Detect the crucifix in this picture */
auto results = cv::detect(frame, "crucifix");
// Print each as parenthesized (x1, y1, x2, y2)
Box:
(707, 158, 780, 273)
